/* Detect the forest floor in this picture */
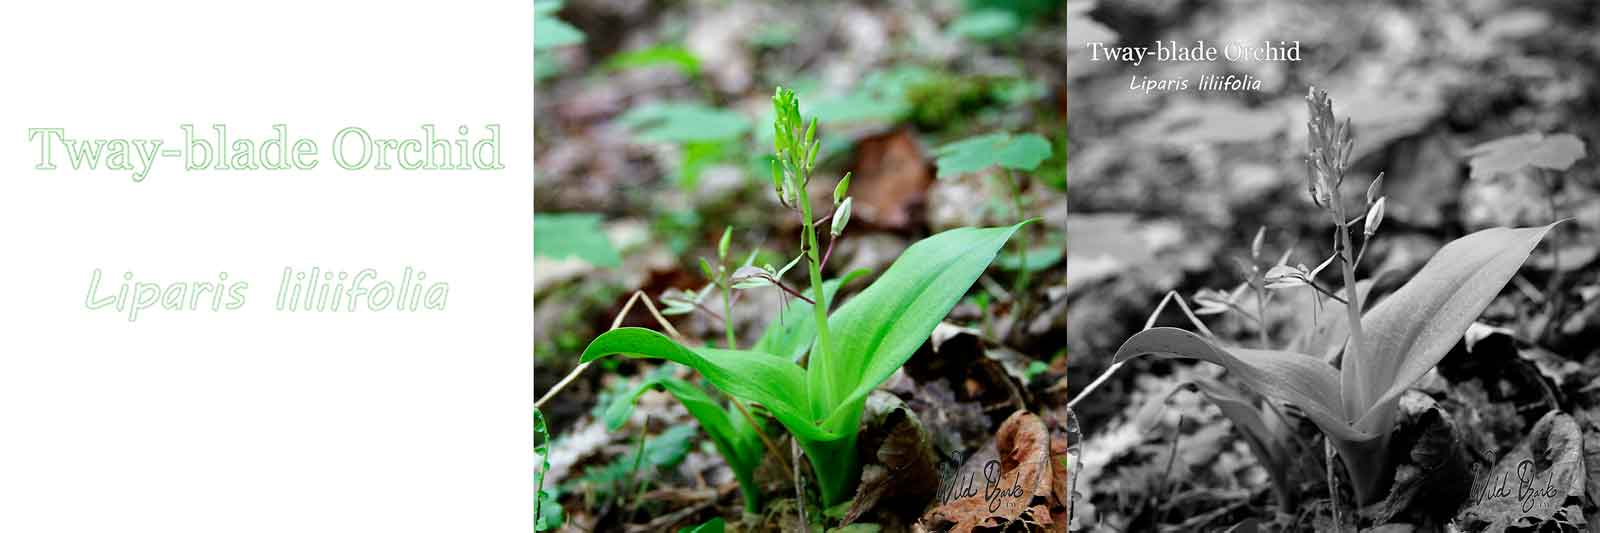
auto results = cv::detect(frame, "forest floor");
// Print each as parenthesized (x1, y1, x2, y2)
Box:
(536, 1, 1069, 531)
(1066, 0, 1600, 531)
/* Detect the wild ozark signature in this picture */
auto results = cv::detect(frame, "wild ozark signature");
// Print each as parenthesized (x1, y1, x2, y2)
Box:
(936, 459, 1046, 512)
(1466, 459, 1580, 513)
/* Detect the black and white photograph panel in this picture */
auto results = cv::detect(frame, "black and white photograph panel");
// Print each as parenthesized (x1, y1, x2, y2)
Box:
(1066, 0, 1600, 531)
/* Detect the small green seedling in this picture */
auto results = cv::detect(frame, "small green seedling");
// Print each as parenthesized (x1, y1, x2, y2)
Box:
(534, 0, 584, 80)
(534, 212, 621, 268)
(934, 131, 1054, 320)
(606, 376, 766, 512)
(534, 408, 564, 531)
(534, 1, 583, 50)
(1108, 88, 1558, 506)
(605, 44, 701, 79)
(617, 102, 751, 190)
(581, 87, 1021, 506)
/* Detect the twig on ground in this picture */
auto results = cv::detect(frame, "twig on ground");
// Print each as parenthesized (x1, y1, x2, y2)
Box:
(536, 290, 684, 410)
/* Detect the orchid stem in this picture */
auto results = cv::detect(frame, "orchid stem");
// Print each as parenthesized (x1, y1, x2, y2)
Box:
(722, 280, 737, 350)
(1002, 168, 1032, 317)
(1325, 439, 1340, 526)
(1331, 193, 1367, 409)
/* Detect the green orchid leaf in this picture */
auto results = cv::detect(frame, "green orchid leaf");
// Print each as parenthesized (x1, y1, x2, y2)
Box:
(579, 327, 833, 442)
(603, 376, 765, 511)
(996, 237, 1065, 272)
(751, 269, 868, 361)
(815, 223, 1024, 433)
(1350, 223, 1558, 433)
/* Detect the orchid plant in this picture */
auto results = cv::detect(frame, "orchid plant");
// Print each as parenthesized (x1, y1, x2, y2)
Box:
(1108, 88, 1558, 506)
(579, 87, 1023, 508)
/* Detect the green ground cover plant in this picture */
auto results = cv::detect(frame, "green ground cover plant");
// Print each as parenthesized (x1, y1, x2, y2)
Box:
(578, 88, 1023, 508)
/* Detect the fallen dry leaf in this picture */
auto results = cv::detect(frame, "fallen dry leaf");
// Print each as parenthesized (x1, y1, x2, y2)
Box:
(850, 128, 933, 230)
(1455, 411, 1588, 531)
(844, 391, 943, 525)
(920, 411, 1066, 532)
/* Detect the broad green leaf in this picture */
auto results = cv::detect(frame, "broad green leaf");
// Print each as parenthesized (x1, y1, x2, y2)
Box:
(934, 132, 1053, 177)
(534, 213, 621, 267)
(934, 133, 1007, 177)
(605, 44, 701, 78)
(604, 376, 764, 510)
(619, 102, 750, 144)
(676, 141, 729, 190)
(814, 223, 1024, 432)
(996, 236, 1065, 272)
(1349, 223, 1558, 433)
(582, 225, 1021, 507)
(1467, 133, 1586, 180)
(579, 328, 833, 441)
(810, 92, 907, 124)
(808, 67, 935, 125)
(751, 270, 868, 361)
(995, 134, 1053, 170)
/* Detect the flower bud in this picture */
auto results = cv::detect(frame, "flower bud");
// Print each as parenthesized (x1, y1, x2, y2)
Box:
(770, 159, 785, 198)
(831, 197, 852, 237)
(1251, 227, 1266, 261)
(699, 257, 717, 282)
(1364, 197, 1386, 238)
(806, 139, 820, 172)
